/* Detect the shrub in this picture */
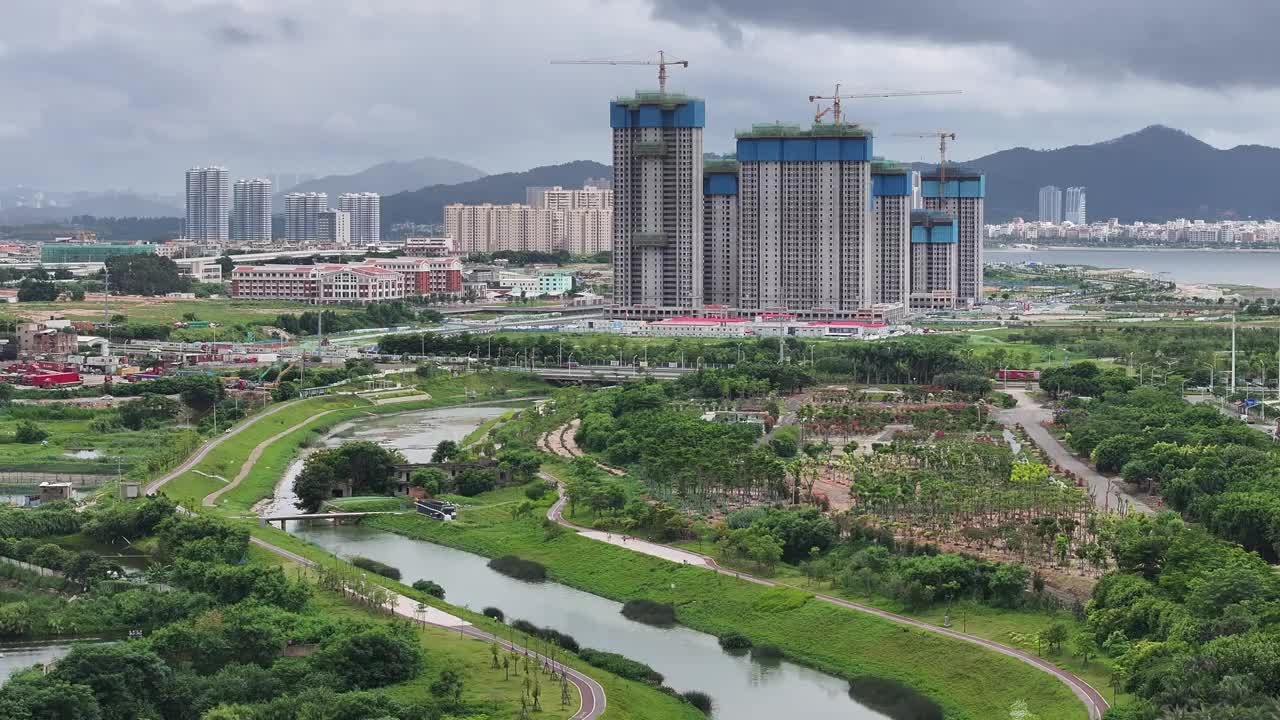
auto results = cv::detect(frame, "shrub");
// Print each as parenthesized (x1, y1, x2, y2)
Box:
(681, 690, 714, 715)
(717, 631, 752, 651)
(749, 644, 784, 662)
(524, 482, 547, 501)
(14, 421, 48, 444)
(350, 556, 401, 581)
(482, 606, 505, 622)
(847, 676, 943, 720)
(577, 648, 664, 685)
(487, 555, 546, 582)
(620, 599, 675, 626)
(411, 579, 445, 599)
(510, 619, 579, 652)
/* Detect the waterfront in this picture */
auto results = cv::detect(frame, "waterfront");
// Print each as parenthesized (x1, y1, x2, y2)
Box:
(986, 247, 1280, 288)
(270, 404, 887, 720)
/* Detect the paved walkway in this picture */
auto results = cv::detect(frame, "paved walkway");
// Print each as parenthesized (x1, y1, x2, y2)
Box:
(145, 398, 308, 495)
(248, 534, 606, 720)
(543, 473, 1107, 720)
(203, 409, 343, 507)
(995, 386, 1153, 515)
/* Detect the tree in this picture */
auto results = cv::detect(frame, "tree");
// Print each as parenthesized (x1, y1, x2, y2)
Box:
(1069, 631, 1098, 666)
(1043, 622, 1069, 654)
(118, 395, 181, 430)
(431, 440, 461, 464)
(17, 278, 60, 302)
(409, 468, 448, 495)
(0, 678, 102, 720)
(104, 254, 190, 296)
(431, 668, 465, 707)
(412, 579, 445, 599)
(178, 375, 224, 412)
(292, 442, 405, 512)
(51, 643, 173, 718)
(14, 421, 48, 444)
(314, 627, 422, 690)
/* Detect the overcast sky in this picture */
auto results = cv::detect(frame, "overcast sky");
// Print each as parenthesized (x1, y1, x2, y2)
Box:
(5, 0, 1280, 194)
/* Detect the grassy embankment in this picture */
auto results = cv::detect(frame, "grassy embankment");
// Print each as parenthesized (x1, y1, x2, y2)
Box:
(364, 487, 1089, 720)
(164, 371, 549, 511)
(245, 537, 702, 720)
(0, 298, 335, 326)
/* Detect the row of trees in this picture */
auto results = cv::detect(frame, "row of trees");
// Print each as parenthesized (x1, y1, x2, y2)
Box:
(1057, 384, 1280, 561)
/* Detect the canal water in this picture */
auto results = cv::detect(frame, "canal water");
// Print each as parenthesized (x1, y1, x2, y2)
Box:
(0, 639, 107, 682)
(273, 405, 889, 719)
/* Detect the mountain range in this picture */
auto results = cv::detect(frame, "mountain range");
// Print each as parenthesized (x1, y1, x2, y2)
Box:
(275, 156, 486, 205)
(954, 125, 1280, 223)
(380, 160, 612, 227)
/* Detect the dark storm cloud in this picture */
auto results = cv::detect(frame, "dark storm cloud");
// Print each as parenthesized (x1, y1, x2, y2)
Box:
(649, 0, 1280, 90)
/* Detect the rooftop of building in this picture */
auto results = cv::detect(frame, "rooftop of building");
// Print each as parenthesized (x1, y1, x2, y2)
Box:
(704, 159, 739, 173)
(656, 316, 750, 325)
(612, 91, 702, 107)
(735, 122, 871, 139)
(919, 165, 983, 180)
(871, 159, 910, 174)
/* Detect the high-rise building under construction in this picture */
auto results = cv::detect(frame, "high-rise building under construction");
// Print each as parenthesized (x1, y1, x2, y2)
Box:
(922, 167, 985, 306)
(610, 92, 705, 310)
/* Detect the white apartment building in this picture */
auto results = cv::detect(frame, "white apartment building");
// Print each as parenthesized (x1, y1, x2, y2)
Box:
(185, 167, 230, 242)
(177, 258, 224, 283)
(317, 209, 351, 247)
(611, 92, 704, 309)
(702, 159, 739, 307)
(542, 185, 614, 211)
(443, 202, 611, 255)
(230, 264, 405, 305)
(871, 161, 912, 305)
(922, 167, 984, 306)
(339, 192, 381, 244)
(1065, 186, 1087, 225)
(231, 178, 272, 242)
(1038, 186, 1062, 223)
(285, 192, 328, 243)
(736, 123, 873, 312)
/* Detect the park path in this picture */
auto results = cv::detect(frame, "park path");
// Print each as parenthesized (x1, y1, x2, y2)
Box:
(145, 398, 308, 495)
(994, 386, 1152, 515)
(202, 409, 344, 507)
(543, 475, 1108, 720)
(247, 535, 605, 719)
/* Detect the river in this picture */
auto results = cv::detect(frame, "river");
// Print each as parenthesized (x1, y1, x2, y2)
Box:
(270, 404, 889, 719)
(986, 247, 1280, 287)
(0, 639, 107, 682)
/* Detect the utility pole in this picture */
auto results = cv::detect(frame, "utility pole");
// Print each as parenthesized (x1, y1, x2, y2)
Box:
(1231, 313, 1237, 395)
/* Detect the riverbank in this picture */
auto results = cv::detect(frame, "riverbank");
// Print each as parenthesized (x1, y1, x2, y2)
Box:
(366, 489, 1089, 720)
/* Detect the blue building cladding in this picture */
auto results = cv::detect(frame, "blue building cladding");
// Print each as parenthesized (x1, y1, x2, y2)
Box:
(736, 136, 872, 163)
(872, 173, 911, 197)
(704, 173, 738, 196)
(610, 98, 705, 128)
(920, 176, 986, 199)
(910, 210, 956, 243)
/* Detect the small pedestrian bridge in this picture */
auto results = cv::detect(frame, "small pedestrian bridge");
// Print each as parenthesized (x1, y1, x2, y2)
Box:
(259, 511, 403, 529)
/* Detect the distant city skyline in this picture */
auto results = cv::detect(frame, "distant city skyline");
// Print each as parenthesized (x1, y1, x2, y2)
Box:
(8, 2, 1280, 192)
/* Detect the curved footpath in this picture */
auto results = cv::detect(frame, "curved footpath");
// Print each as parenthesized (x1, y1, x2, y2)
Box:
(544, 475, 1108, 720)
(145, 398, 309, 495)
(202, 408, 343, 507)
(248, 536, 605, 719)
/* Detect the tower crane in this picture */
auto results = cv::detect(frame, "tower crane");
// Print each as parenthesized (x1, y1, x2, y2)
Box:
(808, 84, 961, 125)
(894, 130, 958, 196)
(551, 50, 689, 95)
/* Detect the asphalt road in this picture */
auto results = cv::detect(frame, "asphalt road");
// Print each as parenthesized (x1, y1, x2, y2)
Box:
(995, 386, 1154, 515)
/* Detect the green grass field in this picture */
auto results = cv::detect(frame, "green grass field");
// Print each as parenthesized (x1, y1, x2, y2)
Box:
(0, 298, 340, 327)
(0, 410, 194, 476)
(365, 490, 1089, 720)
